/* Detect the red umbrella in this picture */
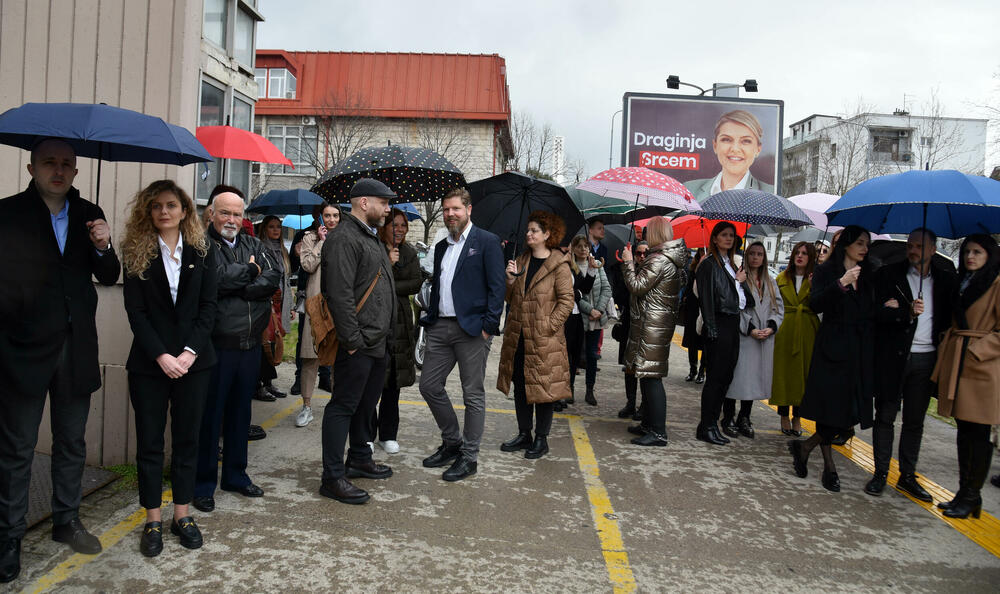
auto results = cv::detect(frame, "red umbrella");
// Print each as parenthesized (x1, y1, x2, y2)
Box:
(576, 166, 699, 212)
(668, 215, 749, 249)
(195, 125, 293, 168)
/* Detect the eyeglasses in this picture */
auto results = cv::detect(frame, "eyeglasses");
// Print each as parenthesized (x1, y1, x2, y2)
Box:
(635, 251, 648, 258)
(818, 248, 830, 255)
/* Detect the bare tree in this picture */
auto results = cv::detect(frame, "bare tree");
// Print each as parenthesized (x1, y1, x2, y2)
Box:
(814, 101, 892, 195)
(302, 90, 381, 182)
(507, 110, 555, 176)
(562, 156, 589, 184)
(909, 89, 982, 174)
(405, 115, 474, 242)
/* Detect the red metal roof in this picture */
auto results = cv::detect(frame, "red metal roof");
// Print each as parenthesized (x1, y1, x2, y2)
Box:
(255, 51, 510, 122)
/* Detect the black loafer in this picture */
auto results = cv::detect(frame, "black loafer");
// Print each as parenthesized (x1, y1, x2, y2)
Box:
(252, 386, 276, 402)
(442, 456, 478, 482)
(220, 483, 264, 497)
(631, 431, 667, 446)
(720, 419, 740, 438)
(192, 496, 215, 513)
(248, 425, 267, 441)
(265, 385, 287, 399)
(319, 477, 369, 504)
(499, 433, 532, 453)
(0, 538, 21, 584)
(423, 442, 463, 467)
(170, 517, 203, 550)
(139, 521, 163, 557)
(897, 474, 933, 503)
(736, 417, 755, 439)
(345, 459, 393, 480)
(864, 473, 887, 497)
(52, 518, 102, 554)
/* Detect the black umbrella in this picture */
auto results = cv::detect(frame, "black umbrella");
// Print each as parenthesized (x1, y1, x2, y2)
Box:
(247, 188, 326, 216)
(601, 205, 676, 225)
(311, 144, 466, 203)
(574, 223, 631, 258)
(468, 171, 585, 259)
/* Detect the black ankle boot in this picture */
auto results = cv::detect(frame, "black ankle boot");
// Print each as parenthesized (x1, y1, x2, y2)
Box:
(500, 432, 532, 452)
(943, 490, 982, 519)
(696, 422, 729, 446)
(617, 401, 636, 419)
(585, 385, 597, 406)
(525, 435, 549, 459)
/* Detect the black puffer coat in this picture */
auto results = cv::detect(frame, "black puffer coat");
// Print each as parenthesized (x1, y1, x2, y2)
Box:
(386, 242, 422, 387)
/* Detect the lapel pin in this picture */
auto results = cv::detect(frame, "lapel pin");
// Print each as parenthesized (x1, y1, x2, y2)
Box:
(188, 264, 194, 268)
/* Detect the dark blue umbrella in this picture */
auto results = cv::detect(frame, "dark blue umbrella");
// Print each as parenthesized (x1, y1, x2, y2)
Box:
(695, 189, 812, 227)
(0, 102, 212, 204)
(825, 170, 1000, 238)
(248, 188, 326, 216)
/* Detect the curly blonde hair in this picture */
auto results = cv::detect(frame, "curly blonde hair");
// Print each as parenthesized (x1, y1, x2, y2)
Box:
(120, 180, 207, 278)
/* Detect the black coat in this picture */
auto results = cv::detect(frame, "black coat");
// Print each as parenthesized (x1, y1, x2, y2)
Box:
(680, 268, 702, 350)
(387, 242, 421, 387)
(872, 260, 956, 403)
(123, 243, 219, 376)
(0, 181, 120, 397)
(799, 261, 876, 430)
(207, 226, 280, 350)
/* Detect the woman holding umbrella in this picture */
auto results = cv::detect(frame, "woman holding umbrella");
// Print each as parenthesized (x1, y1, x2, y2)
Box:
(497, 211, 575, 460)
(770, 242, 820, 436)
(789, 226, 876, 492)
(932, 234, 1000, 519)
(681, 248, 707, 384)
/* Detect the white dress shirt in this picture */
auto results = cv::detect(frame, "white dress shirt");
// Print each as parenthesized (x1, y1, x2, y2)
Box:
(159, 232, 184, 304)
(710, 170, 752, 196)
(723, 258, 747, 309)
(906, 266, 935, 353)
(438, 221, 472, 317)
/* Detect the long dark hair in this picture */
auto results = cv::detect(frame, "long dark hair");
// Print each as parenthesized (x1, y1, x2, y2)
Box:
(957, 234, 1000, 311)
(706, 221, 739, 270)
(823, 225, 871, 280)
(782, 241, 816, 283)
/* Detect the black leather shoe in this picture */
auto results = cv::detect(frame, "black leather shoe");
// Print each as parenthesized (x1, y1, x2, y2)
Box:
(253, 386, 276, 402)
(584, 387, 597, 406)
(821, 470, 841, 492)
(317, 377, 333, 393)
(631, 431, 667, 446)
(248, 425, 267, 441)
(627, 424, 649, 436)
(423, 442, 462, 467)
(139, 521, 163, 557)
(694, 371, 706, 384)
(617, 403, 636, 419)
(290, 377, 301, 395)
(345, 459, 393, 480)
(170, 516, 203, 550)
(319, 477, 370, 505)
(220, 483, 264, 497)
(442, 456, 478, 482)
(52, 518, 102, 554)
(192, 496, 215, 513)
(685, 370, 697, 382)
(831, 428, 854, 446)
(553, 401, 566, 412)
(720, 418, 739, 438)
(788, 440, 808, 478)
(736, 417, 755, 439)
(500, 432, 533, 453)
(696, 423, 729, 446)
(265, 385, 287, 399)
(942, 494, 982, 519)
(897, 474, 933, 502)
(864, 472, 887, 496)
(631, 407, 643, 421)
(525, 435, 549, 459)
(0, 538, 20, 583)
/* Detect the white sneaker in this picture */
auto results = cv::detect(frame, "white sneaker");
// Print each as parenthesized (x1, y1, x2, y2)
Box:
(367, 441, 375, 453)
(379, 440, 400, 454)
(295, 405, 313, 427)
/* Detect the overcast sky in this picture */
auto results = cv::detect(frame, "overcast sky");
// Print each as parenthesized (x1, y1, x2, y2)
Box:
(257, 0, 1000, 176)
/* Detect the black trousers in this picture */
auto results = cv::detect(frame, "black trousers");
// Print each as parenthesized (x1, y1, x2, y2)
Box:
(956, 419, 994, 493)
(564, 313, 584, 393)
(129, 369, 211, 509)
(777, 405, 800, 418)
(699, 313, 739, 425)
(640, 377, 667, 435)
(321, 349, 387, 481)
(0, 336, 90, 540)
(687, 347, 704, 372)
(722, 398, 753, 422)
(372, 365, 400, 442)
(512, 338, 554, 437)
(872, 351, 936, 475)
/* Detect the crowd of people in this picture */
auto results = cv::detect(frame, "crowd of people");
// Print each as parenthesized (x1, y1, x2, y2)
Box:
(0, 138, 998, 582)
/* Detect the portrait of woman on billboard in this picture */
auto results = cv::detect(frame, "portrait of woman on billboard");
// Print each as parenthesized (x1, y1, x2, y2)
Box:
(683, 110, 774, 201)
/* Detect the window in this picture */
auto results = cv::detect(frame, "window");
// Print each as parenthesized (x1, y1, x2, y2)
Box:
(921, 136, 933, 147)
(234, 8, 254, 66)
(266, 68, 296, 99)
(203, 0, 228, 48)
(203, 0, 261, 71)
(830, 143, 837, 159)
(266, 124, 317, 176)
(807, 121, 812, 132)
(254, 68, 266, 98)
(197, 81, 226, 204)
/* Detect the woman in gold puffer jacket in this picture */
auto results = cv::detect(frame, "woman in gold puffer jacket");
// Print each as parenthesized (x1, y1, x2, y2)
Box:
(622, 216, 687, 446)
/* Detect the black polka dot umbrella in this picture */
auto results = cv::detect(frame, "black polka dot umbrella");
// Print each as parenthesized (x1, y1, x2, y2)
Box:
(311, 144, 466, 203)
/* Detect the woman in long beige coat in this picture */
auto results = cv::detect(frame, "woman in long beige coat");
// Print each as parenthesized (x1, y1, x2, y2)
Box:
(932, 234, 1000, 519)
(621, 217, 687, 446)
(497, 211, 574, 460)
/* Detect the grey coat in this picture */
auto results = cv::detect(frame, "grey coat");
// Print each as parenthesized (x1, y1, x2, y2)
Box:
(577, 261, 612, 332)
(623, 239, 687, 378)
(321, 213, 396, 357)
(726, 273, 784, 401)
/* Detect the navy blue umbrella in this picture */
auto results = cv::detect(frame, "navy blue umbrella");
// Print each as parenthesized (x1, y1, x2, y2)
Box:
(0, 102, 212, 204)
(248, 188, 327, 216)
(695, 189, 812, 228)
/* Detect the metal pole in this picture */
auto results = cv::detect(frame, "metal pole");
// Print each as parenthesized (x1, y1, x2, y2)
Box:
(608, 110, 622, 169)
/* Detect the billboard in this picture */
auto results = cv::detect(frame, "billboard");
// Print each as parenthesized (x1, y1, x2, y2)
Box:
(621, 93, 784, 202)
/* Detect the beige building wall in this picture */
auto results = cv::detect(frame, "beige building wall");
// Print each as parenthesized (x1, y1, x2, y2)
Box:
(0, 0, 204, 466)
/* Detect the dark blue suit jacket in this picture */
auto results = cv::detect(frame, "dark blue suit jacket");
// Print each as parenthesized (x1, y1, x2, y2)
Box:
(424, 225, 506, 337)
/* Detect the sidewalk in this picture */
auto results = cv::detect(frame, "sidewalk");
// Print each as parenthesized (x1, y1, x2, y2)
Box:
(12, 333, 1000, 592)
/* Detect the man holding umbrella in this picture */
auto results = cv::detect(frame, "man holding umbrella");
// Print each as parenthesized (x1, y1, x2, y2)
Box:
(0, 138, 120, 582)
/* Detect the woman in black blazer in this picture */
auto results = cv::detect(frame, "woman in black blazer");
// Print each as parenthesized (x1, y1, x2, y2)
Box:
(120, 180, 218, 557)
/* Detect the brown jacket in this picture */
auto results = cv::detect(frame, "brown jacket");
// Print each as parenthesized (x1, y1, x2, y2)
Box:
(933, 276, 1000, 425)
(497, 251, 575, 404)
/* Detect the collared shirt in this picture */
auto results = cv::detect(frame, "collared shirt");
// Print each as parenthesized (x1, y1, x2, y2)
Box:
(710, 170, 752, 196)
(590, 238, 602, 256)
(723, 258, 747, 309)
(222, 234, 237, 249)
(438, 220, 472, 317)
(907, 266, 935, 353)
(158, 232, 184, 304)
(50, 200, 69, 255)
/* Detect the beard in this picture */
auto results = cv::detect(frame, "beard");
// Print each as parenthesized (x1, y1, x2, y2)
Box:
(366, 209, 386, 228)
(220, 223, 239, 240)
(445, 214, 468, 234)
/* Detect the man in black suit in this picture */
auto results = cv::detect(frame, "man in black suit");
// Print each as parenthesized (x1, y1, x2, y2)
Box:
(867, 228, 956, 500)
(0, 139, 120, 582)
(418, 188, 506, 482)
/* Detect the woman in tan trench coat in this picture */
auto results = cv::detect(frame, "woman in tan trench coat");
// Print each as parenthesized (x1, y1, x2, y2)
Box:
(932, 234, 1000, 519)
(497, 211, 574, 460)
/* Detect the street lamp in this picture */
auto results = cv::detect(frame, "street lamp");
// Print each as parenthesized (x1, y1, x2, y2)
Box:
(609, 109, 623, 169)
(666, 75, 758, 96)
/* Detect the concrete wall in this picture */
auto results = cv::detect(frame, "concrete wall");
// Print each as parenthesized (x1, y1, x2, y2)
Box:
(0, 0, 204, 465)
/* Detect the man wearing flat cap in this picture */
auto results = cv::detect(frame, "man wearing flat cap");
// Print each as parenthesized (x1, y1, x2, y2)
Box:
(318, 178, 396, 504)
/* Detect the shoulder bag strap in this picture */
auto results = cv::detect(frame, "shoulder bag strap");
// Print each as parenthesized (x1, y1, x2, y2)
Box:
(355, 269, 383, 313)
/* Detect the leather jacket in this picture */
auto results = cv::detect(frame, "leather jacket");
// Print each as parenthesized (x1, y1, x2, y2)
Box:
(696, 254, 754, 340)
(208, 226, 281, 350)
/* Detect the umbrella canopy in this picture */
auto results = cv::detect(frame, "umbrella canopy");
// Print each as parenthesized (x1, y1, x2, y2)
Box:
(667, 215, 750, 249)
(567, 184, 636, 216)
(394, 202, 423, 221)
(280, 214, 312, 230)
(196, 125, 293, 167)
(0, 102, 211, 165)
(602, 205, 676, 225)
(312, 144, 465, 203)
(468, 171, 584, 249)
(575, 223, 632, 257)
(577, 166, 700, 212)
(696, 189, 812, 228)
(248, 189, 326, 216)
(825, 170, 1000, 238)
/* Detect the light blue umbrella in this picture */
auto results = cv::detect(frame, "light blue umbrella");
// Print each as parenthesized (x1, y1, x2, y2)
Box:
(280, 214, 312, 230)
(396, 202, 423, 221)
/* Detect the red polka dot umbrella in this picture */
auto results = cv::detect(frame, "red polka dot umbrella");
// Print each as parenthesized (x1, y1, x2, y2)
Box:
(577, 167, 701, 213)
